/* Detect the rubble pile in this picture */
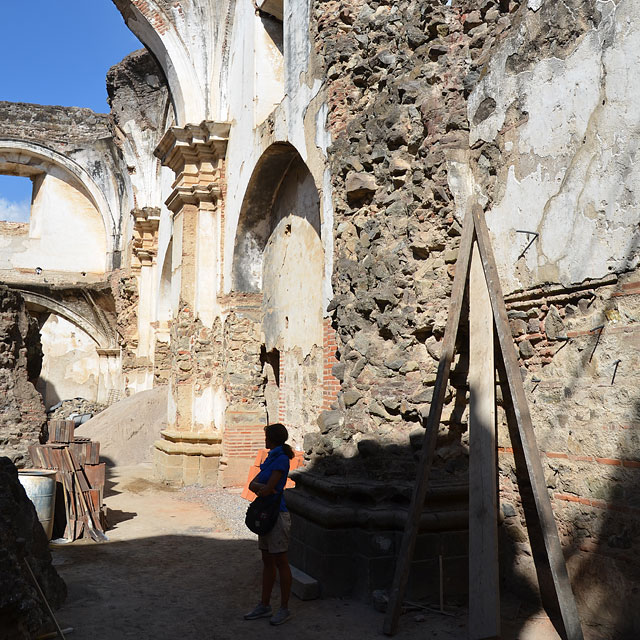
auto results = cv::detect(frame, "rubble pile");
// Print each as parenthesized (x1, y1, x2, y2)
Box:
(47, 398, 107, 423)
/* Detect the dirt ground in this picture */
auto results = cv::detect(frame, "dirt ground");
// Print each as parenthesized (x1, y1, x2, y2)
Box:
(50, 465, 565, 640)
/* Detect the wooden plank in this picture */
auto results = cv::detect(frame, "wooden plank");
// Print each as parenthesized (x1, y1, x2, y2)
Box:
(472, 205, 584, 640)
(468, 241, 499, 640)
(384, 209, 476, 636)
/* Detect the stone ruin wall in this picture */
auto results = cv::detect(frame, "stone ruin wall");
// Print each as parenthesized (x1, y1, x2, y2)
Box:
(0, 457, 67, 639)
(0, 286, 46, 468)
(467, 0, 640, 629)
(302, 0, 640, 629)
(309, 0, 520, 479)
(107, 49, 173, 393)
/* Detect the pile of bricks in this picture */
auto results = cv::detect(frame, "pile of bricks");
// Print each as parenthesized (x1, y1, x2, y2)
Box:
(28, 419, 107, 541)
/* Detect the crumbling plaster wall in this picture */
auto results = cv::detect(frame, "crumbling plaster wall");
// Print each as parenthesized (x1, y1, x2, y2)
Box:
(213, 0, 332, 456)
(467, 0, 640, 292)
(113, 0, 333, 448)
(107, 49, 175, 266)
(222, 0, 331, 304)
(460, 0, 640, 631)
(0, 94, 146, 405)
(107, 49, 175, 394)
(37, 314, 100, 408)
(0, 164, 107, 276)
(113, 0, 221, 125)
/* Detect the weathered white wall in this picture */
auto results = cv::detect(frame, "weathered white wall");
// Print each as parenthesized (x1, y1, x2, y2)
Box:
(262, 216, 323, 355)
(222, 0, 330, 308)
(468, 0, 640, 294)
(38, 314, 100, 407)
(255, 15, 284, 126)
(0, 171, 106, 274)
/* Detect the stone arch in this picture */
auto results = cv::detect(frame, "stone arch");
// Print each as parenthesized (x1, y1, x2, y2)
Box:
(18, 290, 116, 350)
(230, 143, 324, 449)
(0, 140, 116, 263)
(112, 0, 208, 125)
(232, 142, 321, 293)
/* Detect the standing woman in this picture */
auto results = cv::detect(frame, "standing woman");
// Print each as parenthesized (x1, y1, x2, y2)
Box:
(244, 423, 295, 625)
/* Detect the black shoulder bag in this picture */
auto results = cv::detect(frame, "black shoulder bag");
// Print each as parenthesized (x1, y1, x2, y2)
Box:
(245, 492, 282, 535)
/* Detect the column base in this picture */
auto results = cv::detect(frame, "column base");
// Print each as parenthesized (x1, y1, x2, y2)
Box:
(153, 429, 222, 486)
(287, 470, 470, 601)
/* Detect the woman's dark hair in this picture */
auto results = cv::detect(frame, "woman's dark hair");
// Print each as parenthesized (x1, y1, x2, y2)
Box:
(265, 423, 294, 459)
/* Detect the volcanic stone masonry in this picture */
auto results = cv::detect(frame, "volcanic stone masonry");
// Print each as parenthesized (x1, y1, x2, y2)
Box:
(286, 0, 640, 630)
(0, 457, 67, 640)
(0, 1, 639, 636)
(0, 286, 46, 468)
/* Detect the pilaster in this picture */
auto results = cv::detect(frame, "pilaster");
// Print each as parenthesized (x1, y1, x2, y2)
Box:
(152, 121, 231, 486)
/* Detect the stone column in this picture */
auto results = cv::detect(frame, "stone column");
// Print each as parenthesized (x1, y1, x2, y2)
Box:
(152, 122, 230, 486)
(130, 207, 161, 391)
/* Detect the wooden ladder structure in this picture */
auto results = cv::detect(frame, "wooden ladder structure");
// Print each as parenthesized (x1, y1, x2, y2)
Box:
(383, 205, 583, 640)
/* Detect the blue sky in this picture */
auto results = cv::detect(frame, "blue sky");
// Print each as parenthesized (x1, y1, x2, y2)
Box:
(0, 1, 142, 219)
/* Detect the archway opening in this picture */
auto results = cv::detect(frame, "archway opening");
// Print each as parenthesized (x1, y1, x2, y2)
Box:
(232, 144, 324, 449)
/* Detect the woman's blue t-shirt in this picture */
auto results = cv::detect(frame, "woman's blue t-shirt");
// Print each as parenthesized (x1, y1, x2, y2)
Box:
(255, 445, 290, 512)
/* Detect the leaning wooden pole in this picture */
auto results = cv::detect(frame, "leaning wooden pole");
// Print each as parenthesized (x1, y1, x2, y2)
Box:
(471, 206, 584, 640)
(383, 210, 475, 636)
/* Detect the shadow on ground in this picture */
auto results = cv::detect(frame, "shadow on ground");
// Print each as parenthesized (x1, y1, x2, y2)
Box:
(52, 532, 462, 640)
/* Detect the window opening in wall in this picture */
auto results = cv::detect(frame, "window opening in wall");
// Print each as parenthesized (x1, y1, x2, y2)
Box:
(256, 0, 283, 22)
(0, 174, 33, 223)
(254, 1, 284, 126)
(260, 345, 280, 387)
(261, 345, 281, 424)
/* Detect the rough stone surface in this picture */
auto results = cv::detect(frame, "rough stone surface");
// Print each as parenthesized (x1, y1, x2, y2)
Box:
(308, 0, 520, 481)
(0, 457, 66, 639)
(0, 101, 111, 146)
(0, 287, 46, 467)
(111, 272, 142, 388)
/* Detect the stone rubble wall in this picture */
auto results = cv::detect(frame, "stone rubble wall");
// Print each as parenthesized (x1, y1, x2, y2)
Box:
(0, 457, 66, 640)
(170, 302, 224, 418)
(497, 275, 640, 632)
(111, 272, 143, 390)
(0, 101, 111, 146)
(0, 286, 46, 467)
(308, 0, 520, 481)
(303, 0, 640, 629)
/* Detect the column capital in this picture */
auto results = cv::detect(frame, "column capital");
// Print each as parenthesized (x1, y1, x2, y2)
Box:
(154, 121, 231, 214)
(131, 206, 161, 271)
(154, 121, 231, 171)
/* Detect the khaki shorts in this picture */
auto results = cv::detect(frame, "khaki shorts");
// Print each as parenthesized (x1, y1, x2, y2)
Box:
(258, 512, 291, 554)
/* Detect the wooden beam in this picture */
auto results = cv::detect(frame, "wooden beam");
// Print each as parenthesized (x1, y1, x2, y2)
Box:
(468, 241, 499, 640)
(383, 210, 475, 635)
(471, 205, 583, 640)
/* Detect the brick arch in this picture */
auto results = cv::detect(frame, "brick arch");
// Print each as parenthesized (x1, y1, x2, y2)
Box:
(112, 0, 208, 125)
(0, 139, 116, 265)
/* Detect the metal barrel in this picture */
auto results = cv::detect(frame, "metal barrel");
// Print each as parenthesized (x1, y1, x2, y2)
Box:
(18, 469, 58, 540)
